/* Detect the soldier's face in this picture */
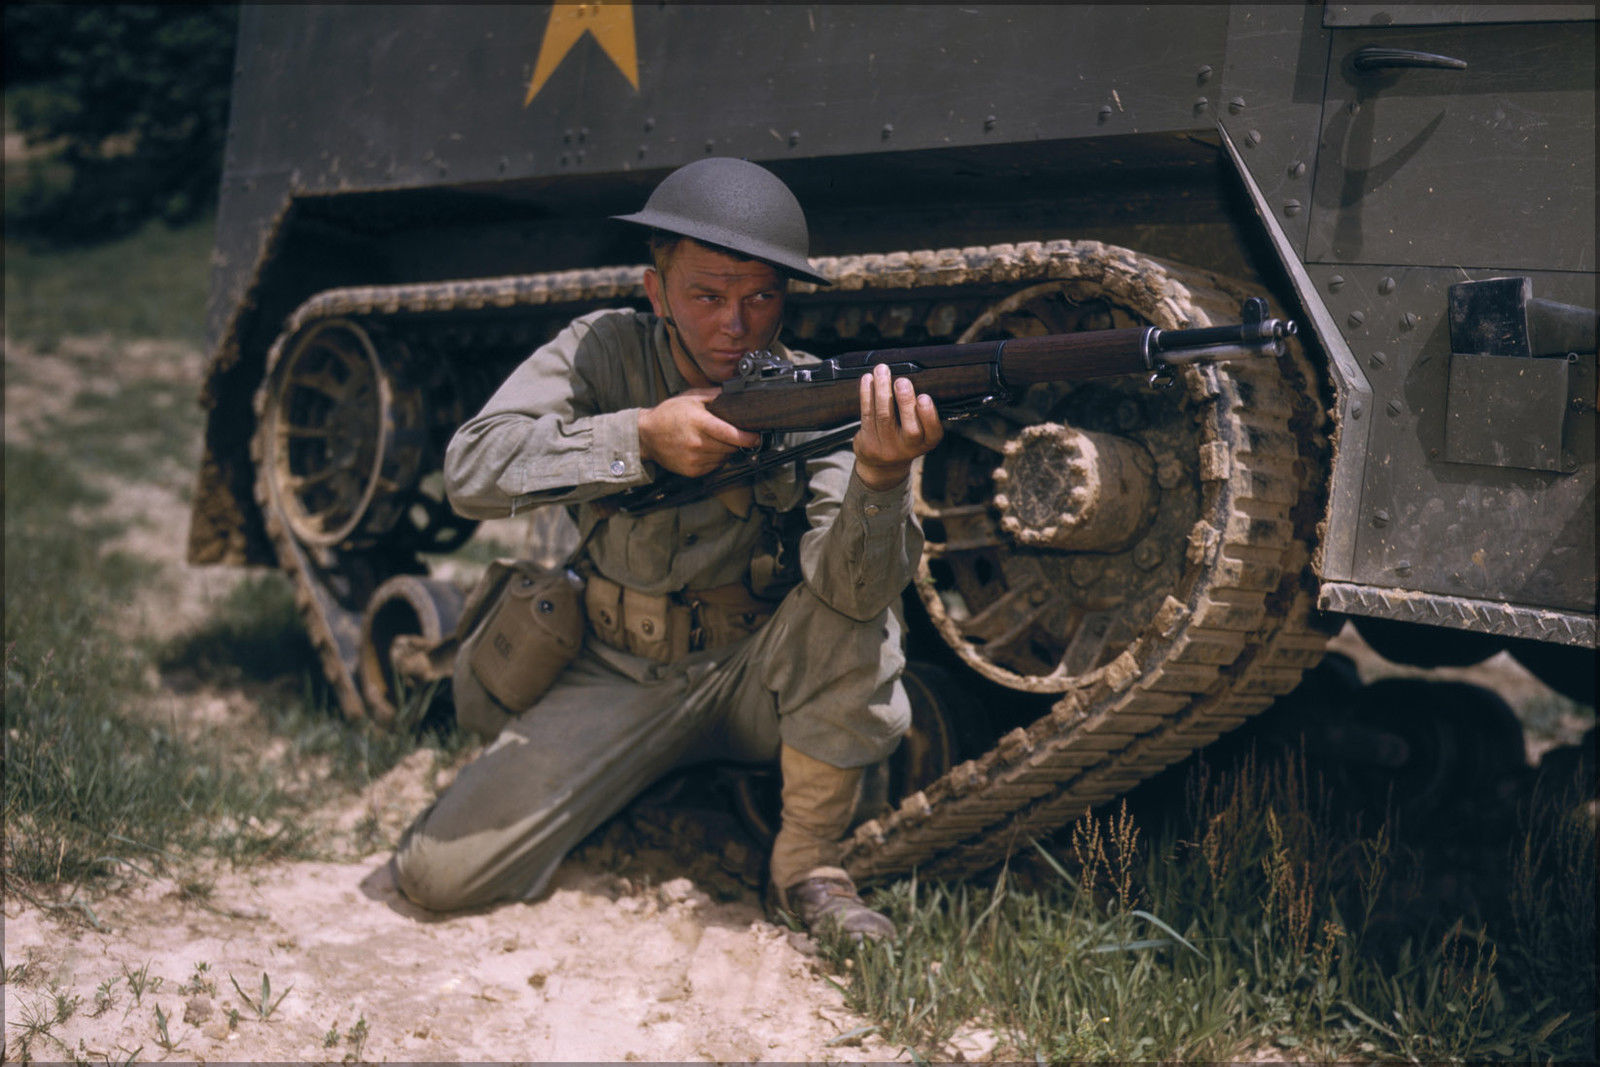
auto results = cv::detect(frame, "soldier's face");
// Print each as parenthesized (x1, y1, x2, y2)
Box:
(645, 240, 785, 387)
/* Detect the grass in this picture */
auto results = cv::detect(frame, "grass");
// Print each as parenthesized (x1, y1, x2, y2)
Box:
(2, 203, 215, 349)
(823, 749, 1597, 1062)
(2, 444, 311, 888)
(2, 211, 464, 906)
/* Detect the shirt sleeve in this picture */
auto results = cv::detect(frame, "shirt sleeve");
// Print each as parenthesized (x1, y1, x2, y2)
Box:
(443, 313, 654, 520)
(797, 444, 924, 623)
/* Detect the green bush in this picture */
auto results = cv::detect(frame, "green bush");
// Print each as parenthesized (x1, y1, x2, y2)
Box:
(4, 5, 237, 245)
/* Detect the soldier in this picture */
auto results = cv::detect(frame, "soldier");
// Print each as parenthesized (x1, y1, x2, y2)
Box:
(392, 157, 943, 941)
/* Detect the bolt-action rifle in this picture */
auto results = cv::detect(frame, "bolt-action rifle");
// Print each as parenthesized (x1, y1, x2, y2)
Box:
(613, 297, 1296, 515)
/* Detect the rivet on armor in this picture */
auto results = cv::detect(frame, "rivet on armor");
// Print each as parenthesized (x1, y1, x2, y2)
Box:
(1372, 509, 1391, 528)
(984, 115, 997, 131)
(1402, 311, 1420, 329)
(1194, 96, 1209, 112)
(1394, 560, 1412, 575)
(1245, 129, 1262, 146)
(881, 123, 894, 140)
(1348, 310, 1366, 327)
(1197, 65, 1213, 83)
(1229, 97, 1246, 113)
(644, 117, 656, 132)
(704, 139, 715, 153)
(1289, 161, 1307, 178)
(1370, 351, 1387, 369)
(1379, 276, 1396, 295)
(1098, 105, 1113, 122)
(991, 467, 1010, 486)
(1329, 275, 1345, 291)
(992, 492, 1011, 509)
(1386, 398, 1403, 416)
(787, 130, 801, 146)
(1351, 400, 1364, 419)
(1283, 199, 1301, 216)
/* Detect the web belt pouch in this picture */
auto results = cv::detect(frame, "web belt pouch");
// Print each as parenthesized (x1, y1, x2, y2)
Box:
(583, 575, 690, 663)
(688, 582, 777, 651)
(464, 560, 585, 712)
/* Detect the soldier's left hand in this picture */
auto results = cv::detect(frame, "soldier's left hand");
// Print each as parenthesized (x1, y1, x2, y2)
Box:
(853, 363, 944, 490)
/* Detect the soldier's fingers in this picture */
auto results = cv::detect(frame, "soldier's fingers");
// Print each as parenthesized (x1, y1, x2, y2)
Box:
(701, 414, 760, 450)
(917, 393, 944, 447)
(893, 377, 924, 437)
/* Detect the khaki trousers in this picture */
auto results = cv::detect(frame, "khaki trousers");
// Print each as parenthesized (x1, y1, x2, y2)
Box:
(393, 582, 909, 912)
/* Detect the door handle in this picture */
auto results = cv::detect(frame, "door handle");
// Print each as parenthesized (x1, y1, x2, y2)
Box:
(1352, 45, 1468, 73)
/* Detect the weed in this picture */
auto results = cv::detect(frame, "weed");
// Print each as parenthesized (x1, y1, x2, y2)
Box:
(91, 975, 121, 1018)
(229, 971, 292, 1021)
(823, 747, 1596, 1062)
(120, 961, 162, 1005)
(178, 877, 215, 903)
(324, 1023, 342, 1048)
(178, 960, 216, 997)
(343, 1015, 370, 1062)
(7, 984, 80, 1060)
(152, 1002, 184, 1053)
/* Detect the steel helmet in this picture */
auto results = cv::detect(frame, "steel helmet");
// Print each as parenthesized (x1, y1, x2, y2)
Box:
(613, 157, 830, 286)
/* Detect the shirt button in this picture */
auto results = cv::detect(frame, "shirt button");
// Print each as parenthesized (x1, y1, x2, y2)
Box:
(610, 459, 626, 476)
(863, 503, 881, 517)
(684, 533, 699, 546)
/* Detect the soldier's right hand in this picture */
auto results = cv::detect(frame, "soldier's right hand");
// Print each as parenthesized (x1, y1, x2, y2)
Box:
(637, 389, 761, 478)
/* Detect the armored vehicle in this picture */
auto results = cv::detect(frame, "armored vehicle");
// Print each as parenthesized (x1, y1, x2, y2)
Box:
(189, 4, 1596, 883)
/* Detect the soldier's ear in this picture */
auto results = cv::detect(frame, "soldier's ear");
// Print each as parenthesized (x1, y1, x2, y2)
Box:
(642, 267, 666, 317)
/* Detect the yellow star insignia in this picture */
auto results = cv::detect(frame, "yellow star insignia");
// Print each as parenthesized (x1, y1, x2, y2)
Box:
(525, 1, 639, 106)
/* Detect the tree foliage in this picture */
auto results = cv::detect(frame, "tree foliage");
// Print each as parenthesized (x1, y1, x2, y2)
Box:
(5, 4, 238, 244)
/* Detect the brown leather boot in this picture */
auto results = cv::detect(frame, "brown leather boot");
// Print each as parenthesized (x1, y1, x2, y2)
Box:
(769, 745, 896, 942)
(778, 867, 896, 943)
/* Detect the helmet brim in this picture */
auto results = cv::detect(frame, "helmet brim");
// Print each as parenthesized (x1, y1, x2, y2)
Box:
(613, 209, 833, 287)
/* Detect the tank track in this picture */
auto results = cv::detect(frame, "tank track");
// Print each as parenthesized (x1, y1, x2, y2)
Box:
(250, 240, 1330, 879)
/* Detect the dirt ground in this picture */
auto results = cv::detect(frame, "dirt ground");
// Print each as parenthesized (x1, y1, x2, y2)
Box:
(1, 337, 945, 1063)
(3, 336, 1588, 1064)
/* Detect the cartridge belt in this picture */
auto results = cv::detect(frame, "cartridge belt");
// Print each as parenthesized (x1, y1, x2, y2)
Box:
(583, 573, 776, 663)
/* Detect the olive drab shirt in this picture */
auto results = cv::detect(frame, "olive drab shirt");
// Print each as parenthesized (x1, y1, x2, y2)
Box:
(443, 309, 923, 625)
